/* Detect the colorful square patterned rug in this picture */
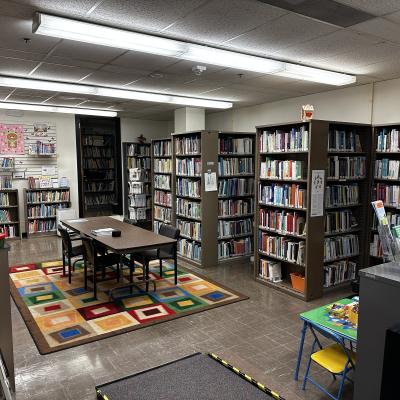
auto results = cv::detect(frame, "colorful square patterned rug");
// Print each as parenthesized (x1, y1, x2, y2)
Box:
(10, 260, 247, 354)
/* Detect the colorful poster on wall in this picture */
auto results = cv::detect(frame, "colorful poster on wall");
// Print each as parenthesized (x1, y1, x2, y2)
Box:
(0, 124, 25, 154)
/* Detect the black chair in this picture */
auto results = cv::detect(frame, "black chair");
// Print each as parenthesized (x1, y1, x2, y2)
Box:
(59, 224, 84, 284)
(131, 224, 180, 290)
(80, 235, 122, 299)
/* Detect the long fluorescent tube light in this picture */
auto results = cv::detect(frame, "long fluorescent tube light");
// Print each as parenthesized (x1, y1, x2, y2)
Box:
(33, 12, 356, 86)
(0, 101, 117, 117)
(0, 76, 233, 109)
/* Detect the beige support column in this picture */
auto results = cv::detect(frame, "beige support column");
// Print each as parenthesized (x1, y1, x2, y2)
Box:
(174, 107, 205, 133)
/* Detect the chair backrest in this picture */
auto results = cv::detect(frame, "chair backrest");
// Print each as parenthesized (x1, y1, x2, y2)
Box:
(80, 235, 97, 268)
(123, 217, 136, 226)
(158, 224, 180, 256)
(58, 224, 72, 256)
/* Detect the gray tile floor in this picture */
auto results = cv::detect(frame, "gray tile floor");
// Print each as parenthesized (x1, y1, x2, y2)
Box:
(9, 237, 354, 400)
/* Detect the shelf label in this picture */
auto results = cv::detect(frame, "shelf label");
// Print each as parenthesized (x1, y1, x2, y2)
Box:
(204, 172, 217, 192)
(311, 169, 325, 217)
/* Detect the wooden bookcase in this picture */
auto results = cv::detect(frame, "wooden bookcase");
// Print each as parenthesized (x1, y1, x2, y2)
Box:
(123, 142, 152, 230)
(24, 187, 71, 237)
(0, 189, 21, 240)
(254, 120, 371, 301)
(151, 138, 173, 233)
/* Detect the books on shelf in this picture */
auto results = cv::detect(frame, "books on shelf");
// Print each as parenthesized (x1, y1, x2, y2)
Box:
(28, 203, 68, 218)
(0, 210, 12, 222)
(128, 157, 151, 169)
(219, 137, 253, 154)
(260, 159, 305, 180)
(218, 178, 254, 197)
(83, 135, 106, 146)
(375, 159, 400, 180)
(324, 260, 356, 288)
(370, 233, 383, 258)
(218, 237, 252, 258)
(0, 225, 16, 238)
(129, 182, 151, 195)
(154, 206, 172, 223)
(328, 156, 366, 179)
(374, 183, 400, 207)
(176, 198, 201, 219)
(218, 199, 253, 217)
(86, 194, 115, 206)
(177, 219, 201, 241)
(128, 194, 149, 208)
(154, 159, 172, 174)
(259, 126, 308, 153)
(376, 128, 400, 152)
(259, 209, 306, 236)
(324, 234, 359, 261)
(259, 259, 282, 283)
(328, 130, 362, 152)
(129, 207, 148, 221)
(176, 177, 200, 198)
(325, 210, 358, 234)
(83, 147, 112, 157)
(0, 177, 12, 189)
(26, 190, 70, 203)
(325, 184, 359, 208)
(0, 193, 10, 206)
(372, 211, 400, 230)
(84, 182, 115, 192)
(28, 219, 56, 234)
(258, 232, 305, 265)
(218, 157, 253, 176)
(153, 141, 172, 157)
(175, 136, 201, 155)
(129, 168, 150, 182)
(218, 218, 252, 239)
(259, 183, 307, 209)
(154, 190, 172, 207)
(83, 158, 114, 169)
(178, 238, 201, 261)
(176, 158, 201, 176)
(127, 143, 150, 156)
(1, 158, 14, 169)
(28, 141, 55, 155)
(154, 175, 171, 190)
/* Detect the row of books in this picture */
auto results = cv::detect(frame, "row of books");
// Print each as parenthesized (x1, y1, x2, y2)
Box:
(129, 207, 148, 221)
(129, 168, 150, 182)
(85, 194, 115, 206)
(0, 193, 11, 206)
(178, 238, 201, 261)
(218, 157, 253, 176)
(0, 177, 12, 189)
(1, 158, 14, 168)
(83, 135, 106, 146)
(259, 126, 309, 153)
(28, 219, 56, 234)
(218, 199, 254, 217)
(376, 129, 400, 153)
(84, 182, 115, 192)
(325, 210, 358, 234)
(0, 210, 12, 222)
(154, 206, 172, 223)
(219, 137, 253, 154)
(177, 219, 201, 240)
(218, 237, 252, 258)
(218, 178, 254, 197)
(176, 198, 201, 219)
(128, 157, 151, 169)
(83, 158, 114, 169)
(258, 259, 281, 282)
(372, 211, 400, 229)
(86, 170, 114, 180)
(218, 218, 253, 239)
(258, 232, 305, 265)
(325, 184, 359, 208)
(128, 182, 151, 195)
(328, 130, 362, 152)
(28, 141, 55, 155)
(0, 225, 17, 238)
(370, 233, 383, 258)
(260, 159, 305, 180)
(127, 143, 150, 156)
(83, 147, 113, 158)
(323, 260, 357, 288)
(175, 136, 201, 155)
(28, 204, 68, 218)
(375, 159, 400, 180)
(324, 234, 359, 262)
(176, 158, 201, 176)
(154, 159, 172, 174)
(176, 178, 200, 198)
(26, 190, 70, 203)
(154, 175, 171, 190)
(128, 194, 150, 208)
(328, 156, 366, 179)
(259, 209, 306, 236)
(259, 183, 307, 209)
(153, 220, 167, 234)
(154, 190, 172, 207)
(374, 183, 400, 207)
(153, 140, 172, 157)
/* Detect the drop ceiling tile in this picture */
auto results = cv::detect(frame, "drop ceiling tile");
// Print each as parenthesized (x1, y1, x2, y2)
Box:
(164, 82, 227, 97)
(335, 0, 400, 16)
(43, 55, 102, 70)
(76, 100, 117, 109)
(0, 0, 34, 19)
(351, 17, 400, 44)
(13, 88, 57, 97)
(205, 68, 265, 85)
(227, 81, 304, 97)
(202, 86, 281, 103)
(225, 13, 338, 56)
(0, 48, 45, 62)
(89, 0, 207, 32)
(0, 56, 39, 76)
(79, 70, 145, 87)
(111, 52, 178, 71)
(124, 79, 178, 92)
(356, 58, 400, 80)
(11, 0, 97, 16)
(31, 62, 95, 82)
(385, 10, 400, 24)
(43, 97, 88, 107)
(164, 0, 287, 44)
(7, 93, 52, 103)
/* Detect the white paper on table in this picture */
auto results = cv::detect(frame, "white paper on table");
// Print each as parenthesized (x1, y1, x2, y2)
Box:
(204, 172, 217, 192)
(310, 169, 325, 217)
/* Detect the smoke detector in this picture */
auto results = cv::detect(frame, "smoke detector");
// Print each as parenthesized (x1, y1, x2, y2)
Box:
(192, 65, 207, 76)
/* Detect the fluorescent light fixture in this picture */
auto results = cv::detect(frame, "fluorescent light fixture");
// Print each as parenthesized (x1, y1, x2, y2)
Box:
(0, 101, 117, 117)
(0, 76, 232, 109)
(276, 64, 357, 86)
(33, 12, 356, 86)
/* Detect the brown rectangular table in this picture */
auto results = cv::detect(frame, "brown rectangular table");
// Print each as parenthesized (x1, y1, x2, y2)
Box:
(62, 216, 177, 295)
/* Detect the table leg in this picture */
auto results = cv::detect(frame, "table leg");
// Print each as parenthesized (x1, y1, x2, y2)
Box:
(174, 244, 178, 286)
(294, 320, 308, 381)
(145, 260, 149, 292)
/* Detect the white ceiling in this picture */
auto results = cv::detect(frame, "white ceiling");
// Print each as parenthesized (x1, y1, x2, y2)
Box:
(0, 0, 400, 120)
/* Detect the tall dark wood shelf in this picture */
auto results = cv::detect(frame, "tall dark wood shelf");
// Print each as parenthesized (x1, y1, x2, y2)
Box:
(123, 142, 152, 230)
(23, 187, 71, 237)
(254, 120, 371, 301)
(0, 189, 21, 240)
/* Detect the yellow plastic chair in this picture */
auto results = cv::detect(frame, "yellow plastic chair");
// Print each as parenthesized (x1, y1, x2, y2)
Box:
(302, 325, 356, 400)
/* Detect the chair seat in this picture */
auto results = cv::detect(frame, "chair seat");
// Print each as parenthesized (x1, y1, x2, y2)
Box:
(131, 248, 172, 262)
(70, 245, 83, 257)
(96, 253, 121, 269)
(311, 344, 356, 374)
